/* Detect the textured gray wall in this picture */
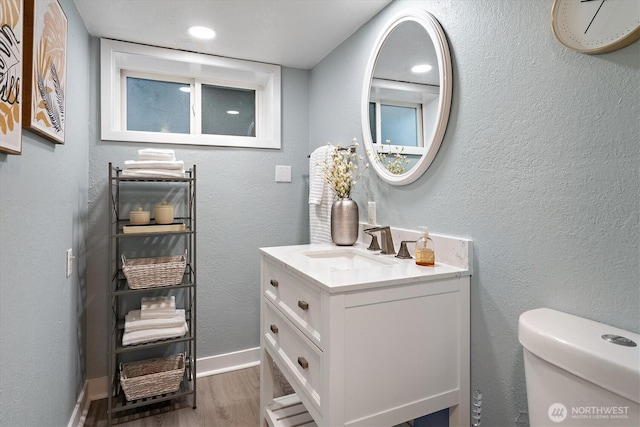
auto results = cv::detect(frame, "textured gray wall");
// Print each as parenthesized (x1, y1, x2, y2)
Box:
(310, 0, 639, 425)
(1, 1, 637, 425)
(0, 0, 90, 424)
(85, 38, 311, 378)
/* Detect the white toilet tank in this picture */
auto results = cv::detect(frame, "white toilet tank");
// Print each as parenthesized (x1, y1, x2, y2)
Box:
(519, 308, 639, 426)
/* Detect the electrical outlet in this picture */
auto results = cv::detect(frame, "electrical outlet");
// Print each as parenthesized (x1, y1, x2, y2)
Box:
(66, 249, 73, 278)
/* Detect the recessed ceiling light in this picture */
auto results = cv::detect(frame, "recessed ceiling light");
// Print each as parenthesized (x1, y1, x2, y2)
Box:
(187, 25, 216, 40)
(411, 64, 433, 73)
(227, 110, 239, 115)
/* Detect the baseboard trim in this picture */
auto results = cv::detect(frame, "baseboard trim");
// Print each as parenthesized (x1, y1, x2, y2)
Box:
(69, 347, 261, 427)
(196, 347, 260, 378)
(67, 382, 90, 427)
(88, 375, 109, 401)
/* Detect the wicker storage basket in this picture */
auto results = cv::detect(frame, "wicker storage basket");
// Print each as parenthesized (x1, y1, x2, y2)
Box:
(122, 251, 186, 289)
(120, 353, 185, 401)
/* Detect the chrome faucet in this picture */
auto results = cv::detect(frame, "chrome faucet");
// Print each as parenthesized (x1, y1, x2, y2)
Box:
(364, 226, 395, 255)
(364, 229, 381, 251)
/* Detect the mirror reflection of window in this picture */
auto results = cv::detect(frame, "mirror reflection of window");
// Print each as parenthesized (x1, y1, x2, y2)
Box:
(369, 101, 423, 148)
(369, 76, 437, 156)
(368, 19, 441, 159)
(381, 104, 420, 147)
(369, 103, 377, 144)
(126, 77, 190, 133)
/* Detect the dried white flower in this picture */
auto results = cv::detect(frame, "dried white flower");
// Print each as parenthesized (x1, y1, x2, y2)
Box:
(321, 138, 367, 199)
(375, 139, 410, 175)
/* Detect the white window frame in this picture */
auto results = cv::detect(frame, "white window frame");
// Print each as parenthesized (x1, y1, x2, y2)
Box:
(195, 78, 260, 137)
(369, 77, 441, 156)
(121, 71, 194, 134)
(101, 38, 281, 149)
(370, 99, 425, 156)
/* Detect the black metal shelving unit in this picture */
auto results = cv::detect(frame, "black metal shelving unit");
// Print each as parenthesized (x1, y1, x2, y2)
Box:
(107, 163, 197, 426)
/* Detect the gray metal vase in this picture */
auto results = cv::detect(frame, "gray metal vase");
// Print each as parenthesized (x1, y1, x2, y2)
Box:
(331, 198, 359, 246)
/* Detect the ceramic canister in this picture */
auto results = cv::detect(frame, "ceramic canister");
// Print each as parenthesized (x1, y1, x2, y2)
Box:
(154, 201, 174, 224)
(129, 207, 150, 225)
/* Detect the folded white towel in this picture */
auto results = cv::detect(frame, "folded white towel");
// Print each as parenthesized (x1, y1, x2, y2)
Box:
(140, 310, 175, 319)
(140, 296, 176, 318)
(124, 160, 185, 170)
(121, 169, 185, 178)
(141, 296, 175, 310)
(122, 321, 188, 346)
(138, 148, 176, 161)
(125, 309, 185, 333)
(309, 145, 335, 244)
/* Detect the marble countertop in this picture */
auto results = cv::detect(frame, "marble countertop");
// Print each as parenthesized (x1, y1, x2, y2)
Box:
(260, 240, 471, 293)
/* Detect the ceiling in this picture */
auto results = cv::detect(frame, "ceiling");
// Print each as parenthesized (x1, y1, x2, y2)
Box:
(73, 0, 391, 70)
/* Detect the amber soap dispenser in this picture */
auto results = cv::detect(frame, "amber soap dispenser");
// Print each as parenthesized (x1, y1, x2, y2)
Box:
(415, 226, 435, 266)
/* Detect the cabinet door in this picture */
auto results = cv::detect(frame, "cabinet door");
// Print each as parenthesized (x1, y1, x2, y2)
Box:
(343, 283, 461, 424)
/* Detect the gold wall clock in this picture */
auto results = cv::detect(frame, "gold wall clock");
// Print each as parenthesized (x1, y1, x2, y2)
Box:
(551, 0, 640, 54)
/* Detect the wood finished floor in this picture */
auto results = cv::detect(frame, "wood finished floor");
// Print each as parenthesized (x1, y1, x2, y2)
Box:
(84, 365, 293, 427)
(85, 365, 413, 427)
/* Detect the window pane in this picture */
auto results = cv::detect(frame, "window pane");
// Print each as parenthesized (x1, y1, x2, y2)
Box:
(201, 85, 256, 137)
(126, 77, 190, 133)
(369, 103, 377, 144)
(381, 104, 418, 147)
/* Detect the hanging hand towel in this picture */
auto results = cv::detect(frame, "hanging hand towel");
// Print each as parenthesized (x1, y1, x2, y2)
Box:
(309, 145, 335, 244)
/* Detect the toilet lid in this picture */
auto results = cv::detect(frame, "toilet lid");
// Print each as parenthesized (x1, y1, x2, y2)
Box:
(519, 308, 640, 404)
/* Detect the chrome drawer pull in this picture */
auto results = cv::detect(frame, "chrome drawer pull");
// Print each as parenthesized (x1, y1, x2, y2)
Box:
(298, 300, 309, 310)
(270, 324, 278, 334)
(270, 279, 279, 287)
(298, 356, 309, 370)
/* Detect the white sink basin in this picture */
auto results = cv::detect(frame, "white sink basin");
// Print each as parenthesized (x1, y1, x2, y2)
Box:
(302, 249, 397, 270)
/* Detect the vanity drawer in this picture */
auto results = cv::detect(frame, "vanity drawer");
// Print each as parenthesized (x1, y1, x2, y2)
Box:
(264, 299, 284, 344)
(264, 261, 322, 347)
(263, 299, 323, 413)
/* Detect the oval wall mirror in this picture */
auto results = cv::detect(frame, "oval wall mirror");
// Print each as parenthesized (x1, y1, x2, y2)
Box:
(361, 9, 452, 185)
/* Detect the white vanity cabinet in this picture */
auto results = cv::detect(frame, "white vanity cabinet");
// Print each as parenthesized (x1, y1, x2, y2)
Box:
(260, 235, 472, 427)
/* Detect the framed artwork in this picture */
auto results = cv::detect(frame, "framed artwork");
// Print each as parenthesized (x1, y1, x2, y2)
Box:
(22, 0, 66, 144)
(0, 0, 23, 154)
